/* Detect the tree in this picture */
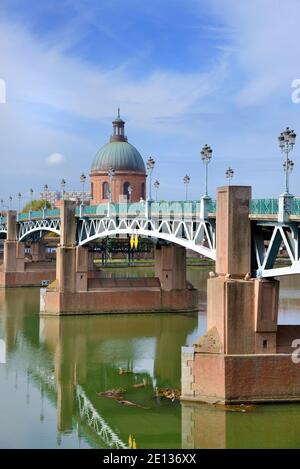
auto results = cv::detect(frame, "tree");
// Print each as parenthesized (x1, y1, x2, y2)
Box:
(22, 199, 52, 213)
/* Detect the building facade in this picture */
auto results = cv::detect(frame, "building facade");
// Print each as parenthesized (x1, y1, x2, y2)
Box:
(90, 110, 146, 204)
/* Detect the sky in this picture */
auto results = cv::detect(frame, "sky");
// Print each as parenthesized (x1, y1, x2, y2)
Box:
(0, 0, 300, 206)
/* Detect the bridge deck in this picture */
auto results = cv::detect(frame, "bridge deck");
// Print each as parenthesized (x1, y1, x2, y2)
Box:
(1, 198, 300, 223)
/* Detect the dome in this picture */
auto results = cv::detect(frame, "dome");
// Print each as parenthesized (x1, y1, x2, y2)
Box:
(91, 141, 146, 173)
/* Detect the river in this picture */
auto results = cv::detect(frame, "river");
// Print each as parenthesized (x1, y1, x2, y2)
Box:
(0, 266, 300, 448)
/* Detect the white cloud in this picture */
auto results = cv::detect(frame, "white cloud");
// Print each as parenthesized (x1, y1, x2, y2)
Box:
(46, 152, 65, 166)
(206, 0, 300, 107)
(0, 18, 228, 132)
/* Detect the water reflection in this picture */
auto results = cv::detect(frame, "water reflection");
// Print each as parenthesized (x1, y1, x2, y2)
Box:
(277, 275, 300, 325)
(1, 267, 300, 448)
(0, 286, 197, 448)
(181, 401, 300, 449)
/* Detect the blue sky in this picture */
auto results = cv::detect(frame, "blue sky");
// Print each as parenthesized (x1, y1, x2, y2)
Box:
(0, 0, 300, 206)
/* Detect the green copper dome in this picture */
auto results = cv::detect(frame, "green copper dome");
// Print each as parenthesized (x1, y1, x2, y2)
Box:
(91, 141, 146, 173)
(91, 111, 146, 173)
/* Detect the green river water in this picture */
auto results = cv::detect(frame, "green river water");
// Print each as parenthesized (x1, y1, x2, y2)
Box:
(0, 266, 300, 449)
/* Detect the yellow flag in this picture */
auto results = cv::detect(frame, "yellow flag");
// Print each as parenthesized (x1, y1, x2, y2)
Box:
(134, 234, 138, 249)
(130, 235, 134, 249)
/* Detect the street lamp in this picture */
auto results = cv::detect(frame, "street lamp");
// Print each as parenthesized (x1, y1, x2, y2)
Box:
(18, 193, 22, 214)
(278, 127, 296, 194)
(9, 196, 12, 210)
(128, 184, 133, 203)
(147, 157, 155, 200)
(283, 158, 294, 183)
(200, 144, 213, 197)
(44, 184, 48, 209)
(183, 175, 190, 201)
(107, 168, 115, 203)
(60, 179, 66, 200)
(30, 188, 34, 211)
(80, 174, 86, 204)
(154, 179, 160, 202)
(225, 167, 234, 185)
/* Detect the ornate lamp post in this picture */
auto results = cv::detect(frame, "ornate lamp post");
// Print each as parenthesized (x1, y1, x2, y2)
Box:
(60, 179, 66, 200)
(18, 192, 22, 214)
(146, 157, 155, 201)
(225, 167, 234, 186)
(43, 184, 49, 209)
(80, 174, 86, 204)
(283, 158, 294, 185)
(200, 144, 213, 197)
(29, 188, 34, 211)
(154, 179, 160, 202)
(107, 168, 115, 203)
(277, 127, 296, 222)
(128, 184, 133, 203)
(9, 196, 12, 210)
(183, 174, 190, 201)
(278, 127, 296, 195)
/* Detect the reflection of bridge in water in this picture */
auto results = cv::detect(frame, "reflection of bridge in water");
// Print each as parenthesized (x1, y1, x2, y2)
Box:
(28, 363, 127, 449)
(0, 288, 196, 448)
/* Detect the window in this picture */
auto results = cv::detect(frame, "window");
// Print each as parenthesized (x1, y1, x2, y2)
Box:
(103, 181, 109, 199)
(123, 182, 130, 199)
(141, 183, 145, 199)
(91, 182, 94, 198)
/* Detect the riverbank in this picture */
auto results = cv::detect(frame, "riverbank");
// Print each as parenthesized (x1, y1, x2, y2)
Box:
(94, 257, 215, 269)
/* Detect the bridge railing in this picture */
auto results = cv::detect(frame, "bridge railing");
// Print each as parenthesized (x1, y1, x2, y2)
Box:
(250, 198, 279, 215)
(14, 197, 300, 221)
(18, 208, 60, 221)
(292, 198, 300, 215)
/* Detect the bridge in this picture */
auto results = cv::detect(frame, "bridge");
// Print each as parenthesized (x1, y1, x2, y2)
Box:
(1, 185, 300, 403)
(1, 194, 300, 278)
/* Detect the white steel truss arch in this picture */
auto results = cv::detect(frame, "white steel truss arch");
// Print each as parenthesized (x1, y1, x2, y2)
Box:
(0, 220, 7, 236)
(253, 221, 300, 277)
(18, 218, 61, 241)
(78, 217, 216, 259)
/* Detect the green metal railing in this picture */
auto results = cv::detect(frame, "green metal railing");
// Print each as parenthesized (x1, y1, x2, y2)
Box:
(292, 198, 300, 215)
(18, 208, 60, 220)
(250, 199, 279, 215)
(10, 197, 300, 221)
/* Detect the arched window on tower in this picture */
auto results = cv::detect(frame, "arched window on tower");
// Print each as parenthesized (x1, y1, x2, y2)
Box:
(123, 182, 130, 200)
(91, 182, 94, 198)
(103, 181, 109, 199)
(141, 183, 145, 199)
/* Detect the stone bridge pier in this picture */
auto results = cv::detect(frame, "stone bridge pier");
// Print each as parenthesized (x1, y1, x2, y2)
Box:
(181, 186, 300, 404)
(0, 211, 56, 287)
(42, 200, 198, 315)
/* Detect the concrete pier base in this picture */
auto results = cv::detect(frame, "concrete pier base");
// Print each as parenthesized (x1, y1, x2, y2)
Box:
(0, 211, 56, 287)
(182, 349, 300, 404)
(41, 201, 198, 315)
(0, 267, 56, 287)
(41, 284, 198, 316)
(181, 186, 300, 404)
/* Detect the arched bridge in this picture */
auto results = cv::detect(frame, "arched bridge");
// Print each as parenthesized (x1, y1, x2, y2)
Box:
(2, 195, 300, 278)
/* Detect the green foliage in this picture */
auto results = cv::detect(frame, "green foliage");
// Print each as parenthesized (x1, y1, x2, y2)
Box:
(22, 199, 52, 213)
